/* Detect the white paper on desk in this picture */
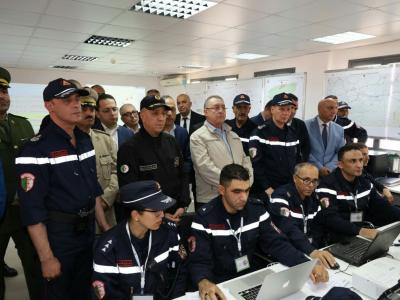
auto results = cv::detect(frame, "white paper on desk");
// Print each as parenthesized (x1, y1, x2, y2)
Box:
(281, 272, 352, 300)
(185, 287, 236, 300)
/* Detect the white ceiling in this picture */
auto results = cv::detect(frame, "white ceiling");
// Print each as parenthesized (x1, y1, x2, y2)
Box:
(1, 0, 400, 77)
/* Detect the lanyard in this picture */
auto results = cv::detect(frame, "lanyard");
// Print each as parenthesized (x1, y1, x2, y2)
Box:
(226, 217, 244, 255)
(300, 204, 307, 234)
(351, 190, 359, 210)
(125, 222, 152, 295)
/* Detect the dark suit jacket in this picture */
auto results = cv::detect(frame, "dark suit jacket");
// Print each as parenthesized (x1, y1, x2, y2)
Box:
(92, 123, 134, 148)
(175, 110, 205, 136)
(173, 125, 191, 173)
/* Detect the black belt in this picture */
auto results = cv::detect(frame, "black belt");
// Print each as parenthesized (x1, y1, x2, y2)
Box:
(48, 208, 95, 224)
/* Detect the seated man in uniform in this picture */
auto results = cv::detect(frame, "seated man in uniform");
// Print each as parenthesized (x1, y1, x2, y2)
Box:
(189, 164, 328, 300)
(314, 144, 400, 245)
(269, 162, 337, 268)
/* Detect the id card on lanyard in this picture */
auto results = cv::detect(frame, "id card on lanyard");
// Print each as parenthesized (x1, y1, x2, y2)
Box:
(226, 217, 250, 273)
(350, 191, 363, 223)
(125, 223, 154, 299)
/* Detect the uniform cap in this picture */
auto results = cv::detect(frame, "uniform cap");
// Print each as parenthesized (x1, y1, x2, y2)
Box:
(233, 94, 251, 106)
(80, 87, 98, 107)
(43, 78, 89, 102)
(338, 101, 351, 110)
(270, 92, 293, 106)
(0, 67, 11, 88)
(140, 95, 171, 111)
(120, 181, 176, 211)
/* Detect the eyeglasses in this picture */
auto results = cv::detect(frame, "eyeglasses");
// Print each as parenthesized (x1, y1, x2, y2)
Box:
(100, 107, 118, 113)
(122, 111, 138, 117)
(205, 105, 226, 112)
(295, 175, 319, 186)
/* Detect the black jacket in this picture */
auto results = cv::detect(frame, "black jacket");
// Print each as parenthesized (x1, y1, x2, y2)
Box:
(334, 116, 368, 144)
(117, 128, 190, 213)
(175, 110, 205, 136)
(225, 118, 257, 156)
(189, 196, 308, 285)
(288, 117, 310, 162)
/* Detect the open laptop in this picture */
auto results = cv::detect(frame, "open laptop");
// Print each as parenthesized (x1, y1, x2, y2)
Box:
(327, 221, 400, 266)
(221, 259, 316, 300)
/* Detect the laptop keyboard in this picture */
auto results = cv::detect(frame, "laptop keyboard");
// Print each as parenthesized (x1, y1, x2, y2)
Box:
(329, 238, 370, 263)
(238, 285, 262, 300)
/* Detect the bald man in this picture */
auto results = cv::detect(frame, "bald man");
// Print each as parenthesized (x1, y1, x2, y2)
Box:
(305, 98, 345, 177)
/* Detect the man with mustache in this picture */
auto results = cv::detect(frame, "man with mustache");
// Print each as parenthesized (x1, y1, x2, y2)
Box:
(225, 94, 256, 156)
(76, 87, 118, 233)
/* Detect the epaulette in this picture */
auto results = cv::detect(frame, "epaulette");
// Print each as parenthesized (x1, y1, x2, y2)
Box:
(248, 197, 264, 205)
(99, 239, 114, 254)
(92, 129, 110, 136)
(257, 124, 265, 130)
(30, 134, 42, 142)
(163, 220, 177, 229)
(198, 203, 214, 216)
(8, 113, 28, 120)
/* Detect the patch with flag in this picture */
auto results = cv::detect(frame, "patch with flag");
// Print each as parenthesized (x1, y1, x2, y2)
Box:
(20, 173, 35, 192)
(92, 280, 106, 299)
(320, 197, 330, 208)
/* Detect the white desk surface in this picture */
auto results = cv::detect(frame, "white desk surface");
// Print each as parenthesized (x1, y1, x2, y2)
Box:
(388, 183, 400, 194)
(175, 223, 400, 300)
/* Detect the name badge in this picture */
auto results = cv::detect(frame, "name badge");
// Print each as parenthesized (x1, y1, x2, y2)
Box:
(235, 255, 250, 273)
(350, 211, 363, 223)
(132, 295, 153, 300)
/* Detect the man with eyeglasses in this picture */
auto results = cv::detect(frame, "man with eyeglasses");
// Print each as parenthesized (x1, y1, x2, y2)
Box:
(249, 93, 301, 199)
(314, 144, 400, 246)
(269, 163, 337, 268)
(93, 93, 133, 148)
(120, 103, 140, 133)
(190, 95, 253, 207)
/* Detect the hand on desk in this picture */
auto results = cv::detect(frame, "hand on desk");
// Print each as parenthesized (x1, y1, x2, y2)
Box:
(310, 264, 329, 284)
(198, 279, 226, 300)
(359, 228, 378, 240)
(310, 250, 337, 269)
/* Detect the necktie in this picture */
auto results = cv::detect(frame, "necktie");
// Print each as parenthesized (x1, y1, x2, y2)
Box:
(322, 123, 328, 149)
(183, 117, 188, 132)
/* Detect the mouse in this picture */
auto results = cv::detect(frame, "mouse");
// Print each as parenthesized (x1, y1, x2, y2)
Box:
(330, 262, 340, 270)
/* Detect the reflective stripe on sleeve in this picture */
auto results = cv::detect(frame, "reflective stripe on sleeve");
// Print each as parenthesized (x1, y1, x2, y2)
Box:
(16, 149, 96, 165)
(249, 136, 299, 147)
(315, 188, 337, 195)
(270, 198, 289, 206)
(93, 263, 142, 274)
(153, 245, 179, 263)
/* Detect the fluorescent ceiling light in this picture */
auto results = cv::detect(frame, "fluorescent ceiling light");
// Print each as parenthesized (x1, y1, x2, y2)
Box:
(233, 53, 269, 60)
(313, 32, 375, 44)
(178, 64, 209, 69)
(131, 0, 217, 19)
(62, 54, 98, 62)
(84, 35, 133, 47)
(225, 77, 237, 81)
(190, 80, 201, 84)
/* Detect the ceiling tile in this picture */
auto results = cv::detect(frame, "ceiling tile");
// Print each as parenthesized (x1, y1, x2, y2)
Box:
(278, 0, 368, 23)
(29, 38, 79, 49)
(359, 20, 400, 36)
(206, 28, 266, 42)
(182, 38, 234, 49)
(33, 28, 90, 43)
(237, 15, 308, 34)
(72, 43, 120, 54)
(189, 3, 266, 27)
(163, 20, 228, 36)
(348, 0, 399, 9)
(110, 11, 181, 30)
(38, 15, 104, 34)
(379, 3, 400, 16)
(0, 0, 48, 13)
(224, 0, 314, 14)
(279, 24, 343, 40)
(142, 32, 199, 45)
(0, 23, 34, 37)
(75, 0, 133, 9)
(320, 9, 400, 31)
(96, 25, 157, 40)
(0, 9, 41, 26)
(46, 0, 123, 23)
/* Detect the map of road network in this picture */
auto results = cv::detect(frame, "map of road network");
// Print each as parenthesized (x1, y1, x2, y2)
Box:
(326, 65, 400, 139)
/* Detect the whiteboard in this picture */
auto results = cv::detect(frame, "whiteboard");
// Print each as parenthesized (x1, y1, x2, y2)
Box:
(161, 73, 306, 120)
(325, 65, 400, 139)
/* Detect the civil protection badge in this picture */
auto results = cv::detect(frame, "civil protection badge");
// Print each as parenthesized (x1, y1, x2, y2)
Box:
(20, 173, 35, 192)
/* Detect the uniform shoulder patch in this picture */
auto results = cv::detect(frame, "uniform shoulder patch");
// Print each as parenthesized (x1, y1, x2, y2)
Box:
(99, 239, 114, 254)
(198, 204, 214, 216)
(30, 134, 41, 142)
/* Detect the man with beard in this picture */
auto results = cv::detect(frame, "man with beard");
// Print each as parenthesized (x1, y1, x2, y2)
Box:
(225, 94, 256, 156)
(76, 87, 118, 233)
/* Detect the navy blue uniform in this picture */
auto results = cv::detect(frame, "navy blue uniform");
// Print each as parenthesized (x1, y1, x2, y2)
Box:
(249, 120, 301, 194)
(16, 119, 103, 300)
(225, 118, 256, 156)
(92, 221, 186, 300)
(250, 113, 266, 126)
(269, 183, 321, 254)
(189, 196, 308, 285)
(117, 128, 190, 214)
(334, 116, 368, 144)
(288, 117, 310, 162)
(314, 168, 400, 244)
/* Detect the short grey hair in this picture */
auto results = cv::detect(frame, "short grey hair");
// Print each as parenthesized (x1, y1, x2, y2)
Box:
(204, 95, 224, 109)
(293, 162, 318, 176)
(119, 103, 135, 115)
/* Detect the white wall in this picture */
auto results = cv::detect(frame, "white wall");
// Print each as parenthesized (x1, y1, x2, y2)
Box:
(187, 39, 400, 119)
(7, 67, 160, 92)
